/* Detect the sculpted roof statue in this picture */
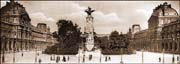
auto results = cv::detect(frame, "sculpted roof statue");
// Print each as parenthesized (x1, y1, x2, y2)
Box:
(85, 6, 95, 15)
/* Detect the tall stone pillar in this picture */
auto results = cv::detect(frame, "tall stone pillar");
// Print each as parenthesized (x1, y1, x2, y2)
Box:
(84, 7, 95, 51)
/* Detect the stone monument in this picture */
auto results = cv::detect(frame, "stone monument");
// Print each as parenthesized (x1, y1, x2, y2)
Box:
(77, 7, 101, 63)
(84, 6, 95, 51)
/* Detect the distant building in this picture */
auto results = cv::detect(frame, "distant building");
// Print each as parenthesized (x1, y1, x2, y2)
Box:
(132, 24, 141, 38)
(133, 29, 148, 51)
(131, 2, 179, 54)
(96, 34, 110, 37)
(147, 2, 179, 52)
(0, 0, 55, 53)
(131, 24, 149, 51)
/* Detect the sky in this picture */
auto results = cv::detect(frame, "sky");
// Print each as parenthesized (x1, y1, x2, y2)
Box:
(1, 1, 179, 34)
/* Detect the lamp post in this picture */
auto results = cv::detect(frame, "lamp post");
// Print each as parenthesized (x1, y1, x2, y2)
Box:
(2, 44, 5, 64)
(2, 36, 6, 64)
(162, 48, 165, 64)
(35, 42, 37, 63)
(172, 38, 175, 64)
(120, 48, 123, 64)
(142, 48, 144, 64)
(13, 40, 15, 63)
(13, 34, 17, 63)
(78, 44, 80, 63)
(100, 53, 101, 63)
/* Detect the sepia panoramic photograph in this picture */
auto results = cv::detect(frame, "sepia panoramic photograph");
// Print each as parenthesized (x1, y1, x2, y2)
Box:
(0, 0, 180, 64)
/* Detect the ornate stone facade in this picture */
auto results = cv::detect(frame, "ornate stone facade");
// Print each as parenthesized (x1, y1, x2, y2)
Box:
(133, 29, 148, 51)
(132, 2, 179, 54)
(161, 19, 180, 54)
(0, 0, 54, 53)
(147, 2, 179, 52)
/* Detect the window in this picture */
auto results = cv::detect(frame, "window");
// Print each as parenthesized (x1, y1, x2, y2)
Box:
(165, 12, 169, 16)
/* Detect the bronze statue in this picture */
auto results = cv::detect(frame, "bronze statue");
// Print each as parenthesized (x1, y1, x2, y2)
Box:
(85, 6, 95, 15)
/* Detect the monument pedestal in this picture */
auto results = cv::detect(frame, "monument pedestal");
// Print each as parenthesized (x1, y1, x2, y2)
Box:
(76, 7, 102, 63)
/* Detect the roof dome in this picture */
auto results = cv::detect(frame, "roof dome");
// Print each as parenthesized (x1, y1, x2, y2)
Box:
(0, 1, 31, 21)
(152, 2, 178, 16)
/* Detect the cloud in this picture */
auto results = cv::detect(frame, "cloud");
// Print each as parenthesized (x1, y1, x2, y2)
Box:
(1, 1, 8, 8)
(30, 12, 55, 22)
(29, 12, 55, 29)
(59, 10, 124, 34)
(1, 1, 179, 34)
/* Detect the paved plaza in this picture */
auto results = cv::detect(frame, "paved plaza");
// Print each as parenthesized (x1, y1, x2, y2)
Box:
(2, 51, 180, 63)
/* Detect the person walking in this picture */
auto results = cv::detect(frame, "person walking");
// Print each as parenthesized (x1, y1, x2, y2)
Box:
(109, 56, 111, 61)
(172, 56, 175, 63)
(67, 56, 70, 61)
(83, 55, 85, 62)
(159, 57, 161, 62)
(50, 55, 52, 61)
(63, 56, 66, 62)
(56, 56, 59, 63)
(177, 56, 179, 61)
(105, 56, 107, 62)
(21, 53, 23, 57)
(89, 55, 92, 61)
(38, 58, 42, 64)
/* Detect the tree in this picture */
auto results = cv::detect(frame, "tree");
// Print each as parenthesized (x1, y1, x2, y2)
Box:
(110, 30, 119, 40)
(44, 19, 82, 54)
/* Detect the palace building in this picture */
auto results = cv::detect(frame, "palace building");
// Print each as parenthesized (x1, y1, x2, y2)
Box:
(147, 2, 179, 52)
(161, 19, 180, 54)
(0, 0, 55, 53)
(132, 2, 179, 54)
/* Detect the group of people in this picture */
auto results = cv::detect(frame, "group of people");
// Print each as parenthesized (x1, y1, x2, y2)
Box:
(158, 56, 180, 63)
(50, 55, 70, 63)
(105, 56, 111, 62)
(82, 54, 94, 62)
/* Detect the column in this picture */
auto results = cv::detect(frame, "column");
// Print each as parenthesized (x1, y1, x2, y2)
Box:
(172, 41, 175, 52)
(163, 43, 166, 51)
(7, 40, 10, 52)
(9, 40, 11, 52)
(178, 38, 180, 52)
(10, 40, 14, 53)
(167, 41, 170, 52)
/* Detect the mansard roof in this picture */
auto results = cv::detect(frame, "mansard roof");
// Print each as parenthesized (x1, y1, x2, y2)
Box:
(0, 1, 31, 21)
(152, 2, 178, 16)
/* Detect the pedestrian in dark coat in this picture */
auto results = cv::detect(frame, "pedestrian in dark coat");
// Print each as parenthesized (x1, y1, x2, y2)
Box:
(38, 58, 42, 64)
(21, 53, 23, 57)
(109, 56, 111, 61)
(172, 57, 175, 63)
(159, 57, 161, 62)
(177, 56, 179, 61)
(63, 56, 66, 62)
(50, 55, 52, 60)
(83, 55, 85, 62)
(68, 56, 70, 61)
(105, 56, 107, 62)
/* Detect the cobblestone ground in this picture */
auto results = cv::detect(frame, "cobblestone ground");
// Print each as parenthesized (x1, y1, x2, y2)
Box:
(1, 51, 180, 63)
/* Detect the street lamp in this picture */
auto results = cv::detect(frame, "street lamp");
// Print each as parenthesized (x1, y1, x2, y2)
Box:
(162, 48, 165, 64)
(120, 48, 123, 64)
(78, 44, 81, 63)
(35, 42, 37, 63)
(13, 34, 17, 63)
(2, 36, 6, 63)
(142, 47, 144, 64)
(172, 38, 175, 64)
(99, 47, 101, 63)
